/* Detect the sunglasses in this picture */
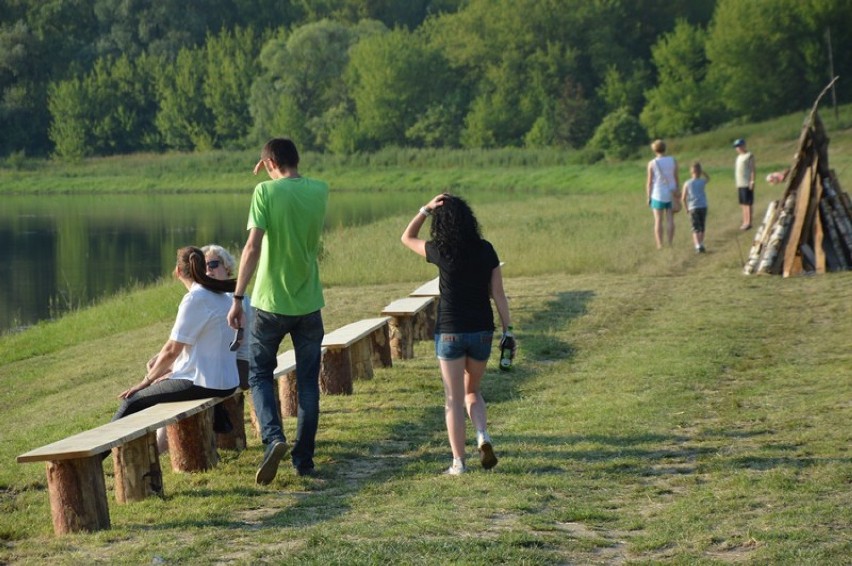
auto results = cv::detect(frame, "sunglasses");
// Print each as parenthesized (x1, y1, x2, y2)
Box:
(229, 327, 244, 352)
(206, 260, 222, 269)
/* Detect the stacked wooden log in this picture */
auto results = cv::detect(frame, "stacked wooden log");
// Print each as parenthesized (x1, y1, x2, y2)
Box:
(743, 109, 852, 276)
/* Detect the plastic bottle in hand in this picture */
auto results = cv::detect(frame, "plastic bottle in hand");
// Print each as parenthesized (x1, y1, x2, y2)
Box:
(499, 326, 515, 371)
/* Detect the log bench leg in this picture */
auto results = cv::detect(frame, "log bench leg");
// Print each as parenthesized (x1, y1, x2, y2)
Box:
(114, 432, 163, 503)
(370, 325, 393, 368)
(388, 315, 415, 360)
(320, 348, 353, 394)
(45, 456, 110, 535)
(216, 393, 247, 452)
(279, 369, 298, 418)
(167, 408, 218, 472)
(414, 305, 435, 341)
(351, 338, 374, 381)
(423, 299, 438, 339)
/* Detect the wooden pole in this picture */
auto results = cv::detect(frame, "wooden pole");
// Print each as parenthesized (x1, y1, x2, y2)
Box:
(783, 167, 814, 277)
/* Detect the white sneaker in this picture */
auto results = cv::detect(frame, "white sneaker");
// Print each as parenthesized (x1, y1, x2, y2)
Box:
(443, 458, 467, 475)
(444, 463, 467, 475)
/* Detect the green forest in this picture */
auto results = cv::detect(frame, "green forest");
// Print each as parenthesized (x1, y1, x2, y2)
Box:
(1, 0, 850, 160)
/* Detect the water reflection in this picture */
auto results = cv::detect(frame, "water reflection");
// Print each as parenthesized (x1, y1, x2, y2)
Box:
(1, 191, 437, 334)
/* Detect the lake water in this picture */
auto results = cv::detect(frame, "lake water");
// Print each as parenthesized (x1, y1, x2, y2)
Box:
(1, 191, 437, 334)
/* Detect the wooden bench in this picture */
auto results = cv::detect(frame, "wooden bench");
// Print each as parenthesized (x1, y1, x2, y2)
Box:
(410, 276, 440, 297)
(381, 296, 437, 359)
(249, 318, 392, 428)
(17, 393, 241, 535)
(320, 317, 392, 394)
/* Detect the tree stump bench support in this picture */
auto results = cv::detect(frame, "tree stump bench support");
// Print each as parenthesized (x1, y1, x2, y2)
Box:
(409, 277, 440, 340)
(16, 393, 239, 536)
(381, 296, 437, 359)
(319, 317, 392, 395)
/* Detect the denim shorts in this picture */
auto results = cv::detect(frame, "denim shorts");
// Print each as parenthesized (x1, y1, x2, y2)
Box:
(435, 331, 494, 361)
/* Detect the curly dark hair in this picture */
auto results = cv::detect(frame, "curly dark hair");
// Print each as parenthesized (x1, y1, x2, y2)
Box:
(430, 195, 482, 266)
(176, 246, 236, 294)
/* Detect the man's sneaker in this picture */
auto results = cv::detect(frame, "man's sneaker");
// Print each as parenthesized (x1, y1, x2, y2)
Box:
(255, 440, 288, 485)
(478, 441, 498, 470)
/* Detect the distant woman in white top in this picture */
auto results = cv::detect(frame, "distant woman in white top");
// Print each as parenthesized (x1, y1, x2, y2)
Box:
(111, 246, 239, 421)
(646, 139, 680, 249)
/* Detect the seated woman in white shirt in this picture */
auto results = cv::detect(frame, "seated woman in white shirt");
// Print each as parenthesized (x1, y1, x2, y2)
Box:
(111, 246, 239, 421)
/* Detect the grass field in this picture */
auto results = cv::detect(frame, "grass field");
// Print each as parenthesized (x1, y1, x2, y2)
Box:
(1, 108, 850, 564)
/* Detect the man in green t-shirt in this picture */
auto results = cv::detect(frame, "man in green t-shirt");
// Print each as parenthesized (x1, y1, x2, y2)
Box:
(228, 138, 329, 484)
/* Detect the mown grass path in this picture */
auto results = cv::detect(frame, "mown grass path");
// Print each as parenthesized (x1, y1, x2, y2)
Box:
(3, 212, 849, 563)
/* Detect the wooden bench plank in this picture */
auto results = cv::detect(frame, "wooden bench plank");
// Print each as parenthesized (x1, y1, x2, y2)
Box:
(410, 277, 439, 297)
(322, 317, 390, 349)
(381, 296, 434, 316)
(17, 396, 233, 463)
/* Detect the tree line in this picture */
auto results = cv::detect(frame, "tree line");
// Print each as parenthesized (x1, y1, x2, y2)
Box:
(1, 0, 850, 160)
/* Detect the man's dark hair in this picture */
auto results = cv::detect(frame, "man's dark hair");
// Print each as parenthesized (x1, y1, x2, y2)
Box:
(261, 138, 300, 168)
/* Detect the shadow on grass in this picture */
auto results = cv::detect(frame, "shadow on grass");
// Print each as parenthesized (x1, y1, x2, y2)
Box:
(487, 289, 594, 405)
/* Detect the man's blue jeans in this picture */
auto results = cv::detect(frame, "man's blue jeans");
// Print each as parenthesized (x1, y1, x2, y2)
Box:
(249, 309, 324, 472)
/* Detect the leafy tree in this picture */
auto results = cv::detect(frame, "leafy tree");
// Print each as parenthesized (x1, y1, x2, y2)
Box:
(550, 77, 598, 148)
(347, 27, 451, 147)
(597, 63, 652, 117)
(292, 0, 462, 29)
(250, 20, 376, 149)
(588, 107, 647, 161)
(406, 92, 467, 148)
(204, 26, 262, 146)
(641, 19, 724, 137)
(0, 20, 49, 155)
(155, 47, 214, 150)
(48, 77, 92, 159)
(704, 0, 850, 120)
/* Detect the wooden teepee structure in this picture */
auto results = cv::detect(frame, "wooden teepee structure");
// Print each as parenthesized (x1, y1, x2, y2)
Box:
(744, 80, 852, 276)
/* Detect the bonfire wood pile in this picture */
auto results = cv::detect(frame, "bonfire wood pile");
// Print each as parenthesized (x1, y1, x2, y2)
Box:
(743, 110, 852, 276)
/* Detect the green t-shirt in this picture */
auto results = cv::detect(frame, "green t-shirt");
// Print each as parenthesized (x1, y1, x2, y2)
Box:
(247, 176, 328, 315)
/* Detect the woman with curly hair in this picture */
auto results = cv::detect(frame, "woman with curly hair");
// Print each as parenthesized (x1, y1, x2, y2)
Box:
(111, 246, 239, 422)
(401, 194, 515, 475)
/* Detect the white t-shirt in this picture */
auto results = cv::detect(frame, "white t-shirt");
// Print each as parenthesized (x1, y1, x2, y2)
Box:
(169, 283, 239, 390)
(735, 152, 754, 187)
